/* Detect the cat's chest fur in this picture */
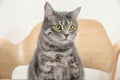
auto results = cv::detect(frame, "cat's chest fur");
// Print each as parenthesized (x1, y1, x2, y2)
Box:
(38, 47, 79, 80)
(40, 45, 76, 67)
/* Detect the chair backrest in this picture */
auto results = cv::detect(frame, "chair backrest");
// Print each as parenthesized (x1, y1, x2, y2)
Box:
(0, 19, 115, 79)
(75, 20, 114, 73)
(77, 20, 118, 80)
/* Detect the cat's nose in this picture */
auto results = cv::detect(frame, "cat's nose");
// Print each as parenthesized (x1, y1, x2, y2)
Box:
(64, 34, 69, 38)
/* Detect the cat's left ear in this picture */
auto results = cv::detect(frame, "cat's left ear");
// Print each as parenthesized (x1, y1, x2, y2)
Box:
(69, 7, 81, 19)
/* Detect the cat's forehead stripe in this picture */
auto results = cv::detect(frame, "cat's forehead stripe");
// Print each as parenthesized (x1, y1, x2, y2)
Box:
(67, 20, 70, 25)
(62, 20, 65, 25)
(70, 21, 72, 25)
(58, 20, 62, 25)
(58, 19, 73, 26)
(62, 19, 71, 25)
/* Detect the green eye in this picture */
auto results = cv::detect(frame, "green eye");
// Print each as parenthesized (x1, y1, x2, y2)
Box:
(55, 24, 62, 30)
(69, 25, 74, 31)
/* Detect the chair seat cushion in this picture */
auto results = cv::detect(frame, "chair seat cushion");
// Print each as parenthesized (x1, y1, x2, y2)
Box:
(12, 65, 109, 80)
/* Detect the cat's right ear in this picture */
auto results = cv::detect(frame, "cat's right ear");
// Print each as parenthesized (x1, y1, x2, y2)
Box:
(44, 2, 54, 18)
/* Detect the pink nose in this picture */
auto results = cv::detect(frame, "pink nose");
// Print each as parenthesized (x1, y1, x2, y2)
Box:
(64, 34, 69, 38)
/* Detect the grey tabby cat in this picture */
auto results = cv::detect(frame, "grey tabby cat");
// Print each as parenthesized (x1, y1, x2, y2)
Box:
(28, 2, 84, 80)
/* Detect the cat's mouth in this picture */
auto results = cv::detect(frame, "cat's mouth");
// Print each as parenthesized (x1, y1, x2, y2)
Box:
(63, 38, 70, 42)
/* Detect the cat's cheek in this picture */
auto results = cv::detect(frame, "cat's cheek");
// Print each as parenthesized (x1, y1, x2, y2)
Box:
(68, 35, 74, 41)
(67, 35, 71, 40)
(72, 33, 76, 39)
(61, 34, 66, 40)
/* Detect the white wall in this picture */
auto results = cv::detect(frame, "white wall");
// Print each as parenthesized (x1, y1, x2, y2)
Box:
(0, 0, 120, 44)
(0, 0, 120, 79)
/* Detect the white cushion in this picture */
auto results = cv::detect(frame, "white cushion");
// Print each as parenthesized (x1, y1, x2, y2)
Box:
(12, 65, 109, 80)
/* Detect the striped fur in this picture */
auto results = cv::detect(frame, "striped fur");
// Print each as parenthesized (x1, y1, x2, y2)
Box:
(28, 2, 84, 80)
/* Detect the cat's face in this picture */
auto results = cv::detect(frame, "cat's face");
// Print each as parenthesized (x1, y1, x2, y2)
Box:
(43, 2, 81, 44)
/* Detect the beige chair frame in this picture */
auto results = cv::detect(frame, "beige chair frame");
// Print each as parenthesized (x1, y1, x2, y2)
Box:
(0, 19, 119, 80)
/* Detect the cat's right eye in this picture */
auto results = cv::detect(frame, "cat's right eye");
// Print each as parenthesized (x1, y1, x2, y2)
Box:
(55, 24, 62, 30)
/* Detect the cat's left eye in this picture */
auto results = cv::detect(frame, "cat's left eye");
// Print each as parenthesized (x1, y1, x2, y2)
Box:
(69, 25, 74, 31)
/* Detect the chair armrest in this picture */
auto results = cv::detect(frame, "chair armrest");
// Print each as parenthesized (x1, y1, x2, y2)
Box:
(114, 40, 120, 56)
(112, 40, 120, 80)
